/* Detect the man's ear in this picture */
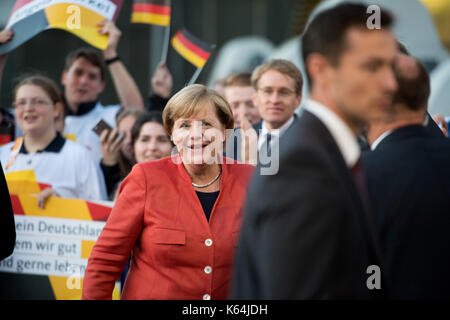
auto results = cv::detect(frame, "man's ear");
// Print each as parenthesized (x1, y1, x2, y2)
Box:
(99, 80, 106, 93)
(61, 71, 67, 86)
(306, 53, 331, 88)
(252, 89, 260, 112)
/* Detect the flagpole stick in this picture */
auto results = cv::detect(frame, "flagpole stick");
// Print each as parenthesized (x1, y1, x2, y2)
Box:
(161, 24, 171, 64)
(188, 67, 203, 85)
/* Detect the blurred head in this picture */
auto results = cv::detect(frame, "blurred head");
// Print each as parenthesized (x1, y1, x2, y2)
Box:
(116, 109, 145, 163)
(61, 48, 106, 110)
(302, 3, 397, 131)
(163, 84, 234, 165)
(13, 75, 63, 137)
(132, 111, 173, 163)
(251, 59, 303, 130)
(223, 72, 261, 128)
(393, 54, 430, 116)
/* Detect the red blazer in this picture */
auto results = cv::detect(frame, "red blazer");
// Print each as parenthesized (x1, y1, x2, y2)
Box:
(82, 155, 253, 300)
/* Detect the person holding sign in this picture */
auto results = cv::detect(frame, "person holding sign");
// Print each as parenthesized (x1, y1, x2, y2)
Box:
(0, 75, 107, 208)
(62, 20, 144, 163)
(83, 84, 254, 300)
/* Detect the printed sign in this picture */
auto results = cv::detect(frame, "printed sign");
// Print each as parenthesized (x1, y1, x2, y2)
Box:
(0, 0, 123, 54)
(0, 194, 120, 300)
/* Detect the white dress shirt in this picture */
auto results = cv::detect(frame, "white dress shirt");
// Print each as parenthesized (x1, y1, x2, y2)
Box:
(303, 99, 360, 168)
(371, 130, 393, 150)
(257, 116, 295, 151)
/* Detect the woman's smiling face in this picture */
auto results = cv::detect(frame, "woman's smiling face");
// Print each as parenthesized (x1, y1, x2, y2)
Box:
(171, 101, 226, 166)
(14, 84, 59, 136)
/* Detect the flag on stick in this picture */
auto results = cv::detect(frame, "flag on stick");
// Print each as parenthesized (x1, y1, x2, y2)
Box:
(171, 28, 213, 68)
(131, 0, 171, 26)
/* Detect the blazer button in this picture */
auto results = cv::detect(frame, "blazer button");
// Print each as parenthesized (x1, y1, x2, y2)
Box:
(203, 294, 211, 300)
(204, 266, 212, 274)
(205, 238, 213, 246)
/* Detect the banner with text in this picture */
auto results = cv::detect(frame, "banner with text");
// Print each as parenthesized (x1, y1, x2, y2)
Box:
(0, 194, 120, 300)
(0, 0, 124, 55)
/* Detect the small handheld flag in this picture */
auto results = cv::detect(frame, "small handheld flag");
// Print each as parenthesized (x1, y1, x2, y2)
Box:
(171, 28, 213, 68)
(131, 0, 171, 26)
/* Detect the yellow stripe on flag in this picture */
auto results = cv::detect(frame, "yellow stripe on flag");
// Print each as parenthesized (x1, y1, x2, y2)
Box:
(45, 4, 108, 50)
(49, 275, 83, 300)
(172, 36, 206, 68)
(131, 12, 170, 26)
(5, 170, 41, 194)
(48, 276, 122, 300)
(19, 194, 92, 220)
(81, 240, 96, 259)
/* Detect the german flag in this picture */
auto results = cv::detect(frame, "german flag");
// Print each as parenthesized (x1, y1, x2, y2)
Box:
(0, 0, 123, 54)
(131, 0, 171, 26)
(171, 29, 213, 68)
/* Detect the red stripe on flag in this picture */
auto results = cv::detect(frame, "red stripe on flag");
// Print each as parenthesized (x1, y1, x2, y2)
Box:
(86, 202, 112, 222)
(10, 195, 25, 215)
(10, 0, 34, 16)
(38, 182, 52, 192)
(0, 134, 12, 145)
(176, 32, 211, 60)
(132, 3, 171, 15)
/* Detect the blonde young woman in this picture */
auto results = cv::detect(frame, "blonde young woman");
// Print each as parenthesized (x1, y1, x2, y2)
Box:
(83, 84, 254, 300)
(0, 75, 107, 207)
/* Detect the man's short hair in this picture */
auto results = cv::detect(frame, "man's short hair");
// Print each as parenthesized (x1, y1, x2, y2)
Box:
(393, 59, 430, 111)
(251, 59, 303, 95)
(64, 47, 106, 81)
(302, 3, 393, 87)
(224, 72, 252, 89)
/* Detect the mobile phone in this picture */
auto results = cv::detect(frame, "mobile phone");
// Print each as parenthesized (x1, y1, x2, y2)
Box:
(92, 119, 112, 136)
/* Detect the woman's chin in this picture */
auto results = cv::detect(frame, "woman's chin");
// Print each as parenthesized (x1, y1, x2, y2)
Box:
(181, 149, 219, 166)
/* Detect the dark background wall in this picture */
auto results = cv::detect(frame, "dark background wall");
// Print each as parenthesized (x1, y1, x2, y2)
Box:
(0, 0, 307, 109)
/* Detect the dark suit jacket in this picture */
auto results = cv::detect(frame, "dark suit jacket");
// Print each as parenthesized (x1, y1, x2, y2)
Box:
(0, 166, 15, 260)
(362, 125, 450, 299)
(232, 110, 384, 299)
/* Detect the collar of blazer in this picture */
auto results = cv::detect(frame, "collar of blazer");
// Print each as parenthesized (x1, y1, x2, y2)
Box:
(375, 124, 435, 150)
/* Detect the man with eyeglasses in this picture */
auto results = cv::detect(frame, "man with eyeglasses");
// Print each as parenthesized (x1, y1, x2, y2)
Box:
(227, 59, 303, 165)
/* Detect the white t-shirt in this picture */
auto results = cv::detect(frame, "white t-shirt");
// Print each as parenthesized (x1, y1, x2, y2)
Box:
(64, 102, 120, 162)
(0, 134, 107, 201)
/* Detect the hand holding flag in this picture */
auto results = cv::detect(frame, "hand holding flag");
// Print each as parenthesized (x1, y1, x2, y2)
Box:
(131, 0, 172, 63)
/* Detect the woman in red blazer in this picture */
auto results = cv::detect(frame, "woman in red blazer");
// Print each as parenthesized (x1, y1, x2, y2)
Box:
(82, 84, 254, 300)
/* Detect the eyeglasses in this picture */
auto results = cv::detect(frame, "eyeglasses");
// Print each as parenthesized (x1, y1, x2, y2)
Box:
(13, 98, 53, 110)
(257, 87, 296, 98)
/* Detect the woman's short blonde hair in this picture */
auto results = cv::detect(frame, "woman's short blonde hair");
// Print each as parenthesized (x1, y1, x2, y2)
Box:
(163, 84, 234, 136)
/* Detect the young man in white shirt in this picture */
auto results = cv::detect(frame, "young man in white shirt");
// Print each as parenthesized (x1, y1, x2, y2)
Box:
(61, 20, 144, 162)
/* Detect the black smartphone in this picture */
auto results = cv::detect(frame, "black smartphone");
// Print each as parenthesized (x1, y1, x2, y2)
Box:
(92, 119, 112, 136)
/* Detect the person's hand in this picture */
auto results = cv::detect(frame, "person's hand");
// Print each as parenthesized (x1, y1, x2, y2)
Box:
(432, 114, 448, 137)
(98, 20, 122, 59)
(0, 29, 13, 44)
(151, 62, 173, 98)
(100, 128, 124, 166)
(37, 188, 59, 209)
(239, 110, 258, 165)
(0, 29, 13, 64)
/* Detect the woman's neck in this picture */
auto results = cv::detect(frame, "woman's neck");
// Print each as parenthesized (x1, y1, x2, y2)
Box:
(23, 128, 57, 154)
(184, 163, 222, 191)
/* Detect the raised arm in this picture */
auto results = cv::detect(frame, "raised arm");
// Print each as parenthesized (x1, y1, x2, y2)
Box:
(98, 20, 144, 110)
(0, 30, 13, 96)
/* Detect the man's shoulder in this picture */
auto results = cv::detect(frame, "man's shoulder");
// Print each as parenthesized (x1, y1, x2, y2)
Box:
(280, 110, 333, 154)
